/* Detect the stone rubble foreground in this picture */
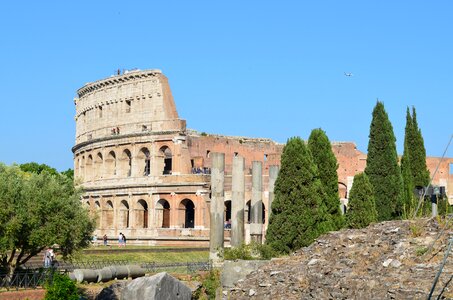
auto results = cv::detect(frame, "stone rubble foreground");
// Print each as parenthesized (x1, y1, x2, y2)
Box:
(228, 219, 453, 299)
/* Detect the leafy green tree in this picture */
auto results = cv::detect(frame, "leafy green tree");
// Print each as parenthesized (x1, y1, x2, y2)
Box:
(61, 168, 74, 180)
(0, 163, 95, 276)
(408, 107, 430, 188)
(346, 173, 377, 228)
(266, 137, 332, 254)
(364, 101, 404, 221)
(20, 162, 59, 176)
(308, 128, 344, 230)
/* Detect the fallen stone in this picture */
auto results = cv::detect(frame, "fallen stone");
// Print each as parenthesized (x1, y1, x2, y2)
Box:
(121, 272, 191, 300)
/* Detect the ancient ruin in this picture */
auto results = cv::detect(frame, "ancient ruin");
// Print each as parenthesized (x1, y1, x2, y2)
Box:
(73, 69, 453, 245)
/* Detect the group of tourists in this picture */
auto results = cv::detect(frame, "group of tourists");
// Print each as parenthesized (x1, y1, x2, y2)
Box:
(118, 232, 127, 247)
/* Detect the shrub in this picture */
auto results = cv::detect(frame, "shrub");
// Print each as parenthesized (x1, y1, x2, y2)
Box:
(193, 269, 221, 299)
(44, 272, 79, 300)
(224, 242, 276, 260)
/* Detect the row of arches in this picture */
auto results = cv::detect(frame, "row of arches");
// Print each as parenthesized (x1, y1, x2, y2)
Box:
(76, 145, 173, 181)
(87, 198, 267, 231)
(86, 198, 195, 229)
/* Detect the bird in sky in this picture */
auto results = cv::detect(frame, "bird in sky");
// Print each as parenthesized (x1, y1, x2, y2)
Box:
(344, 72, 353, 77)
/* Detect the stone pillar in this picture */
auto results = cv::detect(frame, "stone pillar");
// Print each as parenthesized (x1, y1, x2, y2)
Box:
(268, 165, 279, 219)
(231, 156, 245, 247)
(210, 153, 225, 264)
(250, 161, 263, 244)
(432, 194, 438, 218)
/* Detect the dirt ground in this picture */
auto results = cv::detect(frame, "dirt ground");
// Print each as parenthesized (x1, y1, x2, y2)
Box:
(0, 288, 46, 300)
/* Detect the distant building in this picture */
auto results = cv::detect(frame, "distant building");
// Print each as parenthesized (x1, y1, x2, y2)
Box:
(73, 69, 453, 245)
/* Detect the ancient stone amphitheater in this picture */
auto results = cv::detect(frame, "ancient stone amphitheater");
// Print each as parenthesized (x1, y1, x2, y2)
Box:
(72, 69, 453, 245)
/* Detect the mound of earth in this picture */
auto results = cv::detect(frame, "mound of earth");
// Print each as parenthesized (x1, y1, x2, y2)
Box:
(228, 219, 453, 299)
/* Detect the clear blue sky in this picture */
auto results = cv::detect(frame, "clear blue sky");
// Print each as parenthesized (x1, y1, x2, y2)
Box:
(1, 1, 452, 171)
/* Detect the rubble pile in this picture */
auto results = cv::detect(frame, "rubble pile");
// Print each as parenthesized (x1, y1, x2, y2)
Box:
(229, 219, 453, 299)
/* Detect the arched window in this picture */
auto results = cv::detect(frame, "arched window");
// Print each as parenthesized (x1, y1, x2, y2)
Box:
(245, 200, 265, 223)
(179, 199, 195, 228)
(104, 200, 114, 228)
(120, 149, 132, 177)
(159, 146, 172, 175)
(80, 156, 85, 179)
(137, 148, 151, 176)
(119, 200, 130, 228)
(136, 199, 149, 228)
(86, 155, 93, 180)
(156, 199, 170, 228)
(94, 200, 101, 227)
(338, 182, 348, 199)
(106, 151, 116, 176)
(95, 152, 103, 179)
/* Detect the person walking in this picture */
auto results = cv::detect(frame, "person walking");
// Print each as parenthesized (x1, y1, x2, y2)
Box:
(103, 234, 108, 246)
(118, 232, 123, 247)
(43, 247, 51, 268)
(122, 233, 127, 247)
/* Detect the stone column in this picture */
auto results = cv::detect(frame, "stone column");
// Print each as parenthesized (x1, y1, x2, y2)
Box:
(268, 165, 279, 219)
(250, 161, 263, 244)
(210, 153, 225, 264)
(231, 156, 245, 247)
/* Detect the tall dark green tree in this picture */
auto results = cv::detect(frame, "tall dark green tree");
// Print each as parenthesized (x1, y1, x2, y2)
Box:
(346, 173, 378, 228)
(266, 137, 332, 254)
(408, 107, 430, 188)
(364, 101, 404, 221)
(308, 128, 344, 230)
(401, 108, 416, 216)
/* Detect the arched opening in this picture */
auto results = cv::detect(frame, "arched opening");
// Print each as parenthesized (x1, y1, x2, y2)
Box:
(105, 151, 116, 176)
(137, 147, 151, 176)
(179, 199, 195, 228)
(95, 200, 101, 227)
(224, 200, 232, 228)
(120, 149, 132, 177)
(104, 200, 114, 228)
(95, 152, 103, 179)
(338, 182, 348, 199)
(245, 200, 265, 223)
(156, 199, 170, 228)
(119, 200, 130, 228)
(75, 157, 80, 177)
(80, 156, 85, 179)
(86, 155, 93, 181)
(136, 199, 149, 228)
(159, 146, 172, 175)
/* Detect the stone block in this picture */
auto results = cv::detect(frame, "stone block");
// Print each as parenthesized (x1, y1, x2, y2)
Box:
(121, 272, 191, 300)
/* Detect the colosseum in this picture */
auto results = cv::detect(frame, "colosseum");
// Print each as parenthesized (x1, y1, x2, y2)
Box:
(73, 69, 453, 246)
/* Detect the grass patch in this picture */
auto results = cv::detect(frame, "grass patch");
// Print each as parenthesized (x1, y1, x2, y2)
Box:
(72, 250, 209, 263)
(69, 248, 208, 263)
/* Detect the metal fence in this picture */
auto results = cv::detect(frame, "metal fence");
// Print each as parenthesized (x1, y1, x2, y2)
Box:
(1, 260, 211, 290)
(0, 268, 58, 291)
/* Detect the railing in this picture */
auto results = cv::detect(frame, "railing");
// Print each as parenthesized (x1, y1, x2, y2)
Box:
(4, 260, 211, 290)
(0, 268, 59, 291)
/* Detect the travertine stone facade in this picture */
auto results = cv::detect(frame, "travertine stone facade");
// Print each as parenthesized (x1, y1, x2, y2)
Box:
(73, 69, 453, 245)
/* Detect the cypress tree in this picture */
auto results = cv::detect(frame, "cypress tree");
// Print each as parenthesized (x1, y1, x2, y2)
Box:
(346, 173, 378, 228)
(409, 107, 430, 188)
(401, 108, 416, 216)
(364, 101, 404, 221)
(308, 128, 344, 230)
(266, 137, 331, 254)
